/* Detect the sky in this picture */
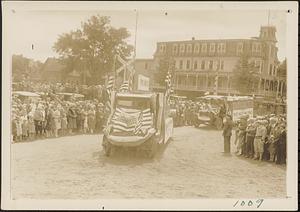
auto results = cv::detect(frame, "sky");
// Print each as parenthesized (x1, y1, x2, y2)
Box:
(7, 9, 287, 63)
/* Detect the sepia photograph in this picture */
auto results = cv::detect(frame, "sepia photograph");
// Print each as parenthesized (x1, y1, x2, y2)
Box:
(1, 1, 298, 210)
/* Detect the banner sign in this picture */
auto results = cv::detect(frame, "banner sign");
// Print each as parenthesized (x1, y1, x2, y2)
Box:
(137, 74, 150, 91)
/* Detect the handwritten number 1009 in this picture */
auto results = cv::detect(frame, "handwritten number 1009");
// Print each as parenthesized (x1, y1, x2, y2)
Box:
(233, 199, 264, 208)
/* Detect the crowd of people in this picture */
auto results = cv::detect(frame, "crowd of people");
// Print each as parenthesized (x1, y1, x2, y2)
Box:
(223, 113, 287, 165)
(11, 81, 287, 165)
(170, 99, 225, 127)
(11, 94, 108, 143)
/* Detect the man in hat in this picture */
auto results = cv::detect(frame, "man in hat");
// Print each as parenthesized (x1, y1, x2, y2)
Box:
(267, 117, 280, 162)
(236, 115, 248, 155)
(253, 120, 268, 160)
(222, 114, 234, 154)
(245, 118, 257, 158)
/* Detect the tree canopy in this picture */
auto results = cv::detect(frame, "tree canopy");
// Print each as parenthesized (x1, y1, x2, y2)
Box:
(155, 56, 175, 86)
(53, 15, 133, 85)
(232, 54, 260, 95)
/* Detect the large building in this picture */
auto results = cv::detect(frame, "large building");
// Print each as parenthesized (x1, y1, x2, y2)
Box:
(148, 26, 286, 99)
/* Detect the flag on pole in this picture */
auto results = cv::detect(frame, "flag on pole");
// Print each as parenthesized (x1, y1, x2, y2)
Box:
(165, 71, 173, 103)
(105, 75, 115, 113)
(119, 80, 130, 92)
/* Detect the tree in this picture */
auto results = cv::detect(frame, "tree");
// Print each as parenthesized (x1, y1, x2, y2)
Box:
(277, 59, 287, 78)
(155, 56, 175, 86)
(53, 15, 133, 85)
(232, 54, 260, 95)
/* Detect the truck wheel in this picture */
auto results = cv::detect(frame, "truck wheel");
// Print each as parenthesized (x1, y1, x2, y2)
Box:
(102, 137, 111, 157)
(147, 139, 157, 159)
(215, 117, 223, 130)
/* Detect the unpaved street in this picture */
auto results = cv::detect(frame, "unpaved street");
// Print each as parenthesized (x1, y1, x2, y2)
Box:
(11, 126, 286, 199)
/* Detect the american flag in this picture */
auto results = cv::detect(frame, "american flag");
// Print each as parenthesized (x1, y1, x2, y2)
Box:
(134, 112, 143, 135)
(165, 71, 173, 103)
(119, 80, 130, 92)
(111, 107, 152, 135)
(105, 75, 115, 112)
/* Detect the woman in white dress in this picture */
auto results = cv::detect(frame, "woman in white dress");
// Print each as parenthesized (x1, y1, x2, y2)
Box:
(52, 105, 61, 137)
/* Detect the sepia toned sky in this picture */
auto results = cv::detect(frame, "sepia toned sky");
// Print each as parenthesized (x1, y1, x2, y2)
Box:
(8, 9, 287, 62)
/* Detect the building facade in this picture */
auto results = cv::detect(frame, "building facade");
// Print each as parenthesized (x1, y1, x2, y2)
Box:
(151, 26, 286, 99)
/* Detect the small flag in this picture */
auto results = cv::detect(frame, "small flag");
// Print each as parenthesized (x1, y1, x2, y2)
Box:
(134, 112, 143, 135)
(107, 75, 115, 90)
(165, 71, 173, 103)
(119, 80, 129, 92)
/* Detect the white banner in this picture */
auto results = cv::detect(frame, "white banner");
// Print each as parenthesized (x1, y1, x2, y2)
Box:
(137, 74, 150, 91)
(231, 108, 253, 121)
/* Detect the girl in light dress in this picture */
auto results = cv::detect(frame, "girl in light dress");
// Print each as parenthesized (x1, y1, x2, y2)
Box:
(87, 105, 96, 134)
(21, 114, 28, 141)
(16, 115, 23, 142)
(83, 107, 88, 134)
(52, 105, 61, 138)
(60, 108, 68, 136)
(28, 115, 36, 141)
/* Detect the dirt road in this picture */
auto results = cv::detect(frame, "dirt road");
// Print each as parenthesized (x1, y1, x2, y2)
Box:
(11, 126, 286, 199)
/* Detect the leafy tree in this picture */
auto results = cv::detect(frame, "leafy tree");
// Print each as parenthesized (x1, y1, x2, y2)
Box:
(232, 54, 260, 95)
(53, 15, 133, 85)
(12, 54, 43, 82)
(155, 56, 175, 86)
(277, 59, 287, 78)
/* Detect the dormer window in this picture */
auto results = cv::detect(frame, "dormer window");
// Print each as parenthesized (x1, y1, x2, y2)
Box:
(187, 44, 192, 53)
(237, 42, 243, 53)
(159, 44, 166, 53)
(194, 43, 200, 53)
(173, 44, 178, 54)
(209, 43, 215, 53)
(180, 44, 185, 53)
(201, 43, 207, 53)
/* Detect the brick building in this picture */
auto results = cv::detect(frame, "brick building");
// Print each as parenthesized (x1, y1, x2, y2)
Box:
(149, 26, 286, 99)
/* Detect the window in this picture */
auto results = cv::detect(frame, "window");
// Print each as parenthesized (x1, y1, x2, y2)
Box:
(217, 43, 226, 53)
(237, 42, 243, 53)
(194, 60, 198, 69)
(194, 43, 200, 53)
(186, 60, 190, 69)
(273, 65, 276, 76)
(209, 43, 215, 53)
(180, 44, 185, 53)
(220, 60, 224, 70)
(187, 44, 192, 53)
(145, 62, 148, 70)
(159, 44, 166, 53)
(269, 64, 273, 75)
(209, 60, 213, 69)
(179, 60, 183, 69)
(257, 44, 261, 53)
(173, 44, 178, 54)
(252, 43, 261, 53)
(201, 43, 207, 53)
(201, 61, 205, 70)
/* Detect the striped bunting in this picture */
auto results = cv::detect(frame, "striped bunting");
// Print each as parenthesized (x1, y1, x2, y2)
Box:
(111, 107, 152, 135)
(105, 75, 115, 114)
(119, 80, 129, 92)
(107, 75, 115, 90)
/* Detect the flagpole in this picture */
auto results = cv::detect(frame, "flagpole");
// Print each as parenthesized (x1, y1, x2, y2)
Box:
(134, 9, 138, 61)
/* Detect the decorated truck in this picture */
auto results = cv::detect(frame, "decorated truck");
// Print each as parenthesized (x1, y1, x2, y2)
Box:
(194, 95, 225, 130)
(102, 91, 173, 158)
(194, 95, 254, 129)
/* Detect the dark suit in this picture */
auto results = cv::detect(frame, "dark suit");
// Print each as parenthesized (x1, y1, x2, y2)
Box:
(223, 117, 233, 153)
